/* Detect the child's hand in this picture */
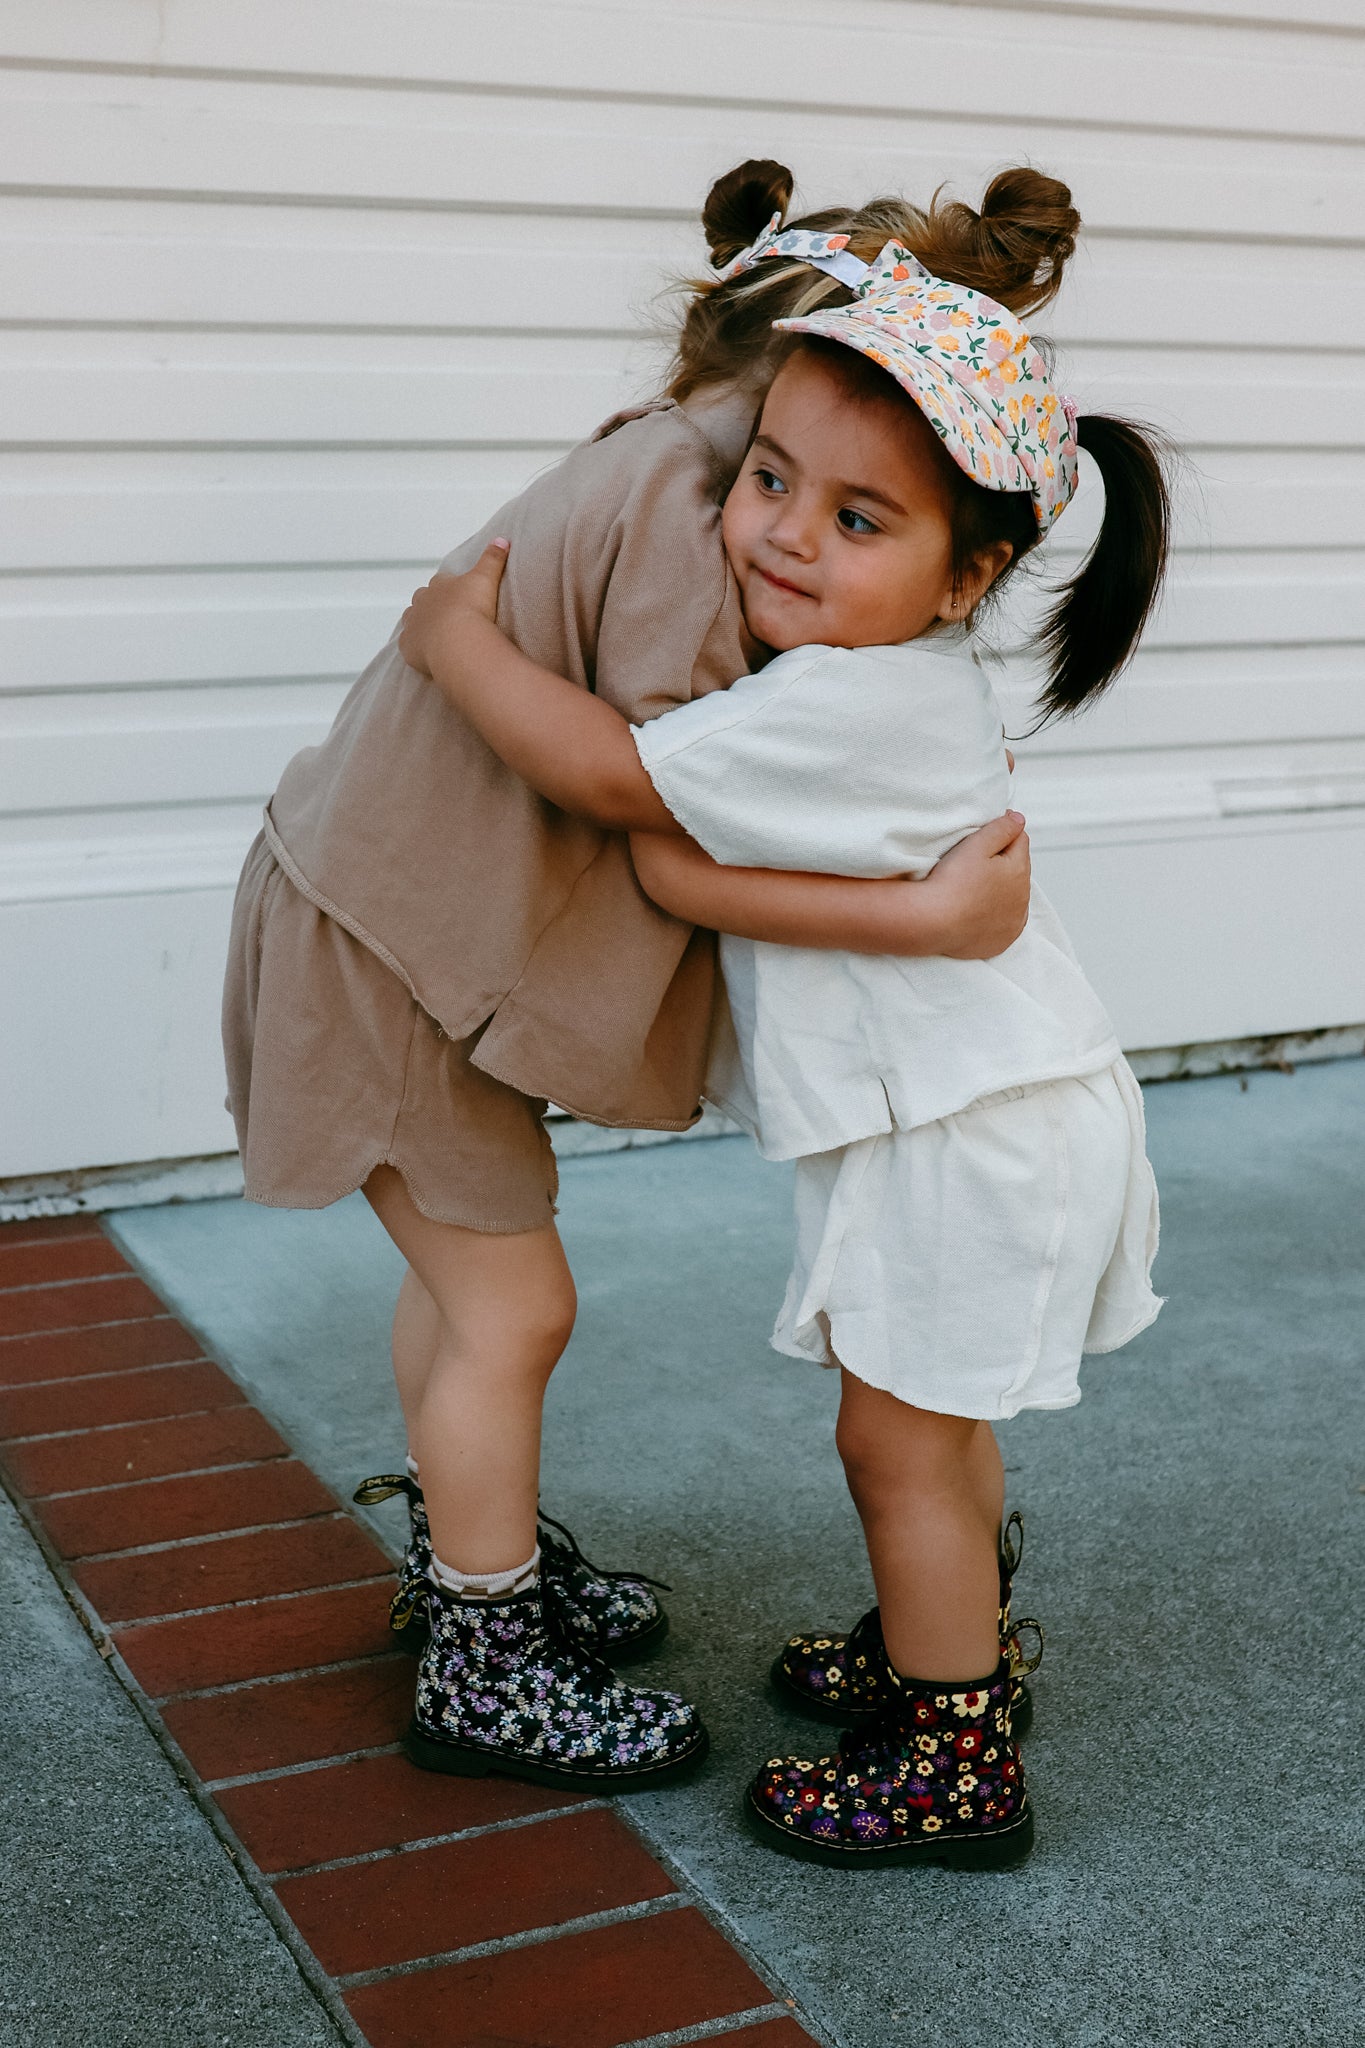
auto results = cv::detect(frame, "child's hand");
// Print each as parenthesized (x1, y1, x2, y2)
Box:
(925, 811, 1030, 959)
(398, 539, 510, 677)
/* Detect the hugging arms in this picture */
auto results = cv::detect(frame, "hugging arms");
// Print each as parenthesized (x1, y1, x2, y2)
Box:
(399, 541, 1030, 961)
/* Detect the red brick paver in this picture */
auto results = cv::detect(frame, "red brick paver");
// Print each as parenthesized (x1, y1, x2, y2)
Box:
(345, 1907, 779, 2047)
(0, 1314, 204, 1386)
(0, 1270, 169, 1336)
(217, 1750, 579, 1873)
(279, 1805, 674, 1975)
(2, 1405, 288, 1496)
(74, 1511, 390, 1621)
(0, 1356, 240, 1435)
(0, 1217, 819, 2048)
(35, 1456, 336, 1556)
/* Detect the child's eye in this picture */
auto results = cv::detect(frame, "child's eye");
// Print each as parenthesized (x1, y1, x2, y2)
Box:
(754, 466, 787, 495)
(838, 507, 880, 536)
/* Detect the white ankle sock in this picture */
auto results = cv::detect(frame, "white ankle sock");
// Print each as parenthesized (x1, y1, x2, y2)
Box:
(405, 1452, 420, 1482)
(429, 1546, 540, 1602)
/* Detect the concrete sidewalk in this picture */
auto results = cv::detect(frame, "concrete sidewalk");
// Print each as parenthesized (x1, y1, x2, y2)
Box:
(109, 1059, 1365, 2048)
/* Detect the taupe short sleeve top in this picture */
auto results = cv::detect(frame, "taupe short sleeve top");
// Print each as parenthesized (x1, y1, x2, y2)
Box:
(262, 391, 756, 1129)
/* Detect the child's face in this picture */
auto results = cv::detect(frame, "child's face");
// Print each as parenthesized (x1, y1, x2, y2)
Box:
(721, 350, 963, 653)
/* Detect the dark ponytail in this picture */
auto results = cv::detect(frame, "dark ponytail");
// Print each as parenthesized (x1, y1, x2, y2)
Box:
(700, 158, 794, 266)
(1034, 416, 1173, 721)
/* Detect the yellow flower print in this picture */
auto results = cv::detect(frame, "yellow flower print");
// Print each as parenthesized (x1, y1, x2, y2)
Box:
(950, 308, 972, 327)
(1040, 392, 1058, 413)
(1007, 398, 1021, 421)
(938, 335, 961, 353)
(1044, 457, 1056, 478)
(999, 360, 1018, 383)
(951, 1687, 990, 1719)
(994, 328, 1015, 352)
(921, 1815, 943, 1833)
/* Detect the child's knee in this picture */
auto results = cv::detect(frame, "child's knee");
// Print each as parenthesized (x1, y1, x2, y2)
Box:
(835, 1391, 903, 1492)
(837, 1381, 976, 1492)
(524, 1276, 577, 1371)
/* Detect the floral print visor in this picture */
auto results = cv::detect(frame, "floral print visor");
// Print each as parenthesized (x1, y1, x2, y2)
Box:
(756, 238, 1079, 532)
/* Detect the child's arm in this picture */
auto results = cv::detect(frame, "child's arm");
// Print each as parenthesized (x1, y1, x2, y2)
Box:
(400, 545, 1032, 959)
(630, 816, 1029, 960)
(399, 542, 679, 833)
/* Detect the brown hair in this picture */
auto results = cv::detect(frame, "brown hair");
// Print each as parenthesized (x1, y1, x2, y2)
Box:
(668, 158, 1080, 403)
(780, 336, 1173, 723)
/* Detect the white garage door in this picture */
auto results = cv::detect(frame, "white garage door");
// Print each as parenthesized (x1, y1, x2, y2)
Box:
(2, 0, 1363, 1181)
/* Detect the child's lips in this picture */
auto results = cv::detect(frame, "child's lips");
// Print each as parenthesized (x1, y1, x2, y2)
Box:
(756, 566, 814, 599)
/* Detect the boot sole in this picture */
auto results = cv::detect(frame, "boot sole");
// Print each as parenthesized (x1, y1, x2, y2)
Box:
(770, 1658, 1034, 1739)
(393, 1608, 669, 1666)
(744, 1790, 1034, 1870)
(403, 1718, 709, 1793)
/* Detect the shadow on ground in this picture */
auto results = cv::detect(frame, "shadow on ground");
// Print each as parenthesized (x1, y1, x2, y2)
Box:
(113, 1060, 1365, 2048)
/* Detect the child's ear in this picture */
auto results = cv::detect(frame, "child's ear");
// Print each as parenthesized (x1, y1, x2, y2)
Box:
(938, 540, 1015, 622)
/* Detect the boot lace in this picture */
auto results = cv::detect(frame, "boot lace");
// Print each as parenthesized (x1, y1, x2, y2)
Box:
(352, 1472, 417, 1509)
(1006, 1616, 1045, 1677)
(535, 1507, 671, 1594)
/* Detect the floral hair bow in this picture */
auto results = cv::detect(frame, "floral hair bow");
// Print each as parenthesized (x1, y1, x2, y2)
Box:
(774, 242, 1081, 532)
(714, 211, 872, 290)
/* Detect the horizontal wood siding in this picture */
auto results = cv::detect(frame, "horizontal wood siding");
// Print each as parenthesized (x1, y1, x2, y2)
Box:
(2, 0, 1363, 1176)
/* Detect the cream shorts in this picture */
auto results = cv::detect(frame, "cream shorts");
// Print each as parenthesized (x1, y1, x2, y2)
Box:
(771, 1060, 1161, 1420)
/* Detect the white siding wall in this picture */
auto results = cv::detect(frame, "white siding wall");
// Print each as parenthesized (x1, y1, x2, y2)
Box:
(3, 0, 1364, 1178)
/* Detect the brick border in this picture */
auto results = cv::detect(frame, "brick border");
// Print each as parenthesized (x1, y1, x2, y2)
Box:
(0, 1213, 822, 2048)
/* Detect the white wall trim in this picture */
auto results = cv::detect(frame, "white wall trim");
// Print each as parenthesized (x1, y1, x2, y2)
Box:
(7, 780, 1365, 909)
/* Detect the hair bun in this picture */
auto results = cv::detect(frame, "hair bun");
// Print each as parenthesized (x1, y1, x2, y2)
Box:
(702, 159, 795, 266)
(916, 168, 1081, 316)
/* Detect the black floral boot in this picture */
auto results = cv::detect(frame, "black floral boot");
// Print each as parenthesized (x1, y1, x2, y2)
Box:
(536, 1509, 669, 1663)
(771, 1511, 1043, 1736)
(747, 1653, 1031, 1868)
(405, 1579, 707, 1790)
(353, 1475, 670, 1663)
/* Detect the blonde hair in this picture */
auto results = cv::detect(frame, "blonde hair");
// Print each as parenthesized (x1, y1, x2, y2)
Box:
(667, 159, 1081, 403)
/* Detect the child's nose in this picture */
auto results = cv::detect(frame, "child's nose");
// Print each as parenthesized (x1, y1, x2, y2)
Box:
(766, 503, 818, 559)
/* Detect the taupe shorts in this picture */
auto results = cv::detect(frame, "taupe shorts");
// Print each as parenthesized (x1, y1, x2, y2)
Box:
(222, 833, 558, 1231)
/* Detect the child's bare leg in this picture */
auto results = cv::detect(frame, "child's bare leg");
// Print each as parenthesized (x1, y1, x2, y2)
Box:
(364, 1164, 575, 1572)
(390, 1265, 441, 1456)
(835, 1369, 1000, 1678)
(964, 1412, 1006, 1550)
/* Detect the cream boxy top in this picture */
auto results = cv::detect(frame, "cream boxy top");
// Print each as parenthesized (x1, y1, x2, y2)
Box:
(633, 632, 1121, 1163)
